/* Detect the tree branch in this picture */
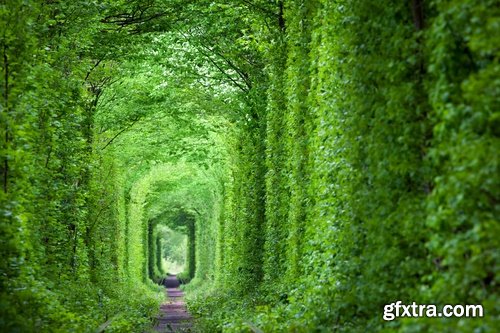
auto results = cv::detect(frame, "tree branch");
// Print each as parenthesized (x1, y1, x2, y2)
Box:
(177, 28, 250, 93)
(84, 58, 104, 82)
(411, 0, 424, 31)
(100, 117, 140, 150)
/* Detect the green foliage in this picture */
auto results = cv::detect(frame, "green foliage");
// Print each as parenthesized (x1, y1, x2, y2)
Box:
(184, 0, 499, 332)
(1, 0, 498, 332)
(0, 1, 162, 331)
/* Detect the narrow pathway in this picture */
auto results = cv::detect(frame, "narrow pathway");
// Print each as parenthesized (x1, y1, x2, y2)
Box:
(155, 275, 192, 332)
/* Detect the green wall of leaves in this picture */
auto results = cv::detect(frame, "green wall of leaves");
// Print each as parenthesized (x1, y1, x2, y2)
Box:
(0, 2, 163, 332)
(1, 0, 498, 332)
(189, 0, 499, 332)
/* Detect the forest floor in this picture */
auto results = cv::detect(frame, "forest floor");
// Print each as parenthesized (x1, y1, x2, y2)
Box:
(154, 275, 192, 332)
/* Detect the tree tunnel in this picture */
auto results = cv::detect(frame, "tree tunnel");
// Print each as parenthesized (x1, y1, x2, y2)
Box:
(2, 1, 498, 332)
(124, 158, 226, 291)
(147, 210, 196, 283)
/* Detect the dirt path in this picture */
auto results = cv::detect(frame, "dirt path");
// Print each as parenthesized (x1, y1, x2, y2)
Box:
(155, 275, 192, 332)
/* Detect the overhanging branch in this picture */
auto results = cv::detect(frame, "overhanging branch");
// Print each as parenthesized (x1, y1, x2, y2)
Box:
(100, 117, 140, 150)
